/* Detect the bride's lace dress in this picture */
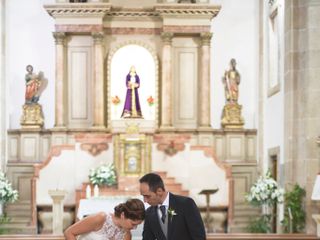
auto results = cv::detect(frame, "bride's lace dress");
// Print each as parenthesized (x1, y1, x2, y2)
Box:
(78, 213, 126, 240)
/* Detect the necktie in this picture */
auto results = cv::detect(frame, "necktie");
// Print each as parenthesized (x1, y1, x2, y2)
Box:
(159, 205, 166, 223)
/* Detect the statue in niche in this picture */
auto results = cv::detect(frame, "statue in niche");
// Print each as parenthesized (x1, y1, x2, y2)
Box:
(221, 59, 244, 129)
(121, 66, 143, 118)
(222, 58, 240, 104)
(21, 65, 47, 129)
(25, 65, 47, 105)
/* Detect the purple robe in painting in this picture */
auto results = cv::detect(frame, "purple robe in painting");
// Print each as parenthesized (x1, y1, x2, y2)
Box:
(121, 72, 143, 118)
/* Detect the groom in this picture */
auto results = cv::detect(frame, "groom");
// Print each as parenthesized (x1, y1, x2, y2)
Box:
(139, 173, 206, 240)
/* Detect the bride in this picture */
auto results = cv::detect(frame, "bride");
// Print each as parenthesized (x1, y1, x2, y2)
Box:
(64, 198, 145, 240)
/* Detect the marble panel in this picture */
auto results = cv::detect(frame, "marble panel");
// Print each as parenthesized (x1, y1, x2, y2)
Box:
(21, 134, 39, 162)
(8, 135, 19, 161)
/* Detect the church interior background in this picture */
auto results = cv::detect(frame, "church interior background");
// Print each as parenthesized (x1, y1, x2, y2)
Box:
(0, 0, 320, 238)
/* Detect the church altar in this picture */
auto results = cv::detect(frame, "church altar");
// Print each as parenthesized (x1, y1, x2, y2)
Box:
(5, 0, 259, 234)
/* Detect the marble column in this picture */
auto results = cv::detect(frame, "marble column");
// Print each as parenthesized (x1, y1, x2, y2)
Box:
(160, 32, 174, 130)
(48, 189, 67, 235)
(53, 32, 66, 128)
(199, 32, 212, 129)
(92, 32, 105, 129)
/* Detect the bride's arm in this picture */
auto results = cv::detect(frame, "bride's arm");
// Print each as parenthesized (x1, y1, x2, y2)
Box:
(64, 212, 106, 240)
(124, 231, 132, 240)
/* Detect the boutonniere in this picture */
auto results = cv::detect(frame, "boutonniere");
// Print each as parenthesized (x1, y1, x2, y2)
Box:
(167, 208, 177, 221)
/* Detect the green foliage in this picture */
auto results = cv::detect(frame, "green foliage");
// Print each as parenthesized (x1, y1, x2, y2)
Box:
(281, 184, 306, 233)
(247, 214, 272, 233)
(0, 215, 11, 234)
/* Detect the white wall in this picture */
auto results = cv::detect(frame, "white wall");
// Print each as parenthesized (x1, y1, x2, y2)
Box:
(211, 0, 259, 129)
(0, 0, 6, 170)
(262, 0, 285, 169)
(6, 0, 55, 129)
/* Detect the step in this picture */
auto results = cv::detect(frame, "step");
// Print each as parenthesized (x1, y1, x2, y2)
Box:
(0, 224, 37, 234)
(163, 177, 176, 184)
(169, 190, 189, 196)
(5, 217, 31, 224)
(228, 224, 251, 233)
(5, 203, 31, 211)
(154, 171, 167, 179)
(5, 210, 32, 218)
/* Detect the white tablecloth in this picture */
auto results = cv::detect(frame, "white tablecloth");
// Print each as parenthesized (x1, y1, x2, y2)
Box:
(77, 196, 146, 240)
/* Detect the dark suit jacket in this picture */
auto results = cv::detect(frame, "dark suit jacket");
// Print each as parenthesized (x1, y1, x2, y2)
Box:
(142, 193, 206, 240)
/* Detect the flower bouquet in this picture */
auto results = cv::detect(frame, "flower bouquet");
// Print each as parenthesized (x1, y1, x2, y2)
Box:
(0, 171, 19, 203)
(89, 163, 117, 187)
(111, 96, 121, 105)
(147, 96, 154, 106)
(246, 171, 284, 206)
(245, 171, 284, 233)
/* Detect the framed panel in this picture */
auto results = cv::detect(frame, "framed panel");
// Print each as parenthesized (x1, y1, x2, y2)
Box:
(267, 5, 281, 97)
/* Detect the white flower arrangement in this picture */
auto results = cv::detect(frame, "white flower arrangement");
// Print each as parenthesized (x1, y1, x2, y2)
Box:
(246, 171, 284, 206)
(89, 163, 117, 187)
(0, 172, 18, 203)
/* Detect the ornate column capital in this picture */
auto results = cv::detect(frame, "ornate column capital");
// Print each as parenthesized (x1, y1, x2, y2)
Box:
(92, 32, 105, 44)
(161, 32, 174, 44)
(200, 32, 213, 45)
(53, 32, 66, 45)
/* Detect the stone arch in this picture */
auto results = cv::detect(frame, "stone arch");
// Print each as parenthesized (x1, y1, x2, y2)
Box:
(106, 41, 159, 128)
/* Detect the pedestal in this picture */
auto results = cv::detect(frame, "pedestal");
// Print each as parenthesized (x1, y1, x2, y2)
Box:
(312, 214, 320, 237)
(199, 188, 219, 233)
(49, 189, 67, 235)
(221, 103, 244, 129)
(20, 103, 44, 129)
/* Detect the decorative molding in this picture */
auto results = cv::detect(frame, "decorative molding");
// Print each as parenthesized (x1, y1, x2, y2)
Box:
(200, 32, 212, 45)
(75, 133, 111, 157)
(267, 82, 281, 97)
(191, 146, 232, 178)
(161, 32, 174, 44)
(74, 133, 112, 143)
(44, 3, 111, 18)
(92, 32, 104, 44)
(53, 32, 66, 45)
(154, 134, 190, 156)
(163, 25, 211, 33)
(105, 28, 162, 35)
(56, 24, 103, 32)
(33, 145, 75, 178)
(155, 4, 220, 19)
(80, 143, 108, 156)
(106, 8, 159, 18)
(20, 104, 45, 129)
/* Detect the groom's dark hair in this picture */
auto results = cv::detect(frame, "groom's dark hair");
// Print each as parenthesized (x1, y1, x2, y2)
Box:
(139, 173, 165, 192)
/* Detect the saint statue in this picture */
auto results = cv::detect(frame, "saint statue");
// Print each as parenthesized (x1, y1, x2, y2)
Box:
(25, 65, 47, 104)
(222, 58, 240, 104)
(121, 66, 143, 118)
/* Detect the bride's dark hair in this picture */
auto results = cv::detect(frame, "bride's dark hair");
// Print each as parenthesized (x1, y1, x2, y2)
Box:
(114, 198, 145, 220)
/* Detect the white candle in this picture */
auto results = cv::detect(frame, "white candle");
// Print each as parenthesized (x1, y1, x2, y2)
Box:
(86, 185, 91, 199)
(94, 185, 99, 198)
